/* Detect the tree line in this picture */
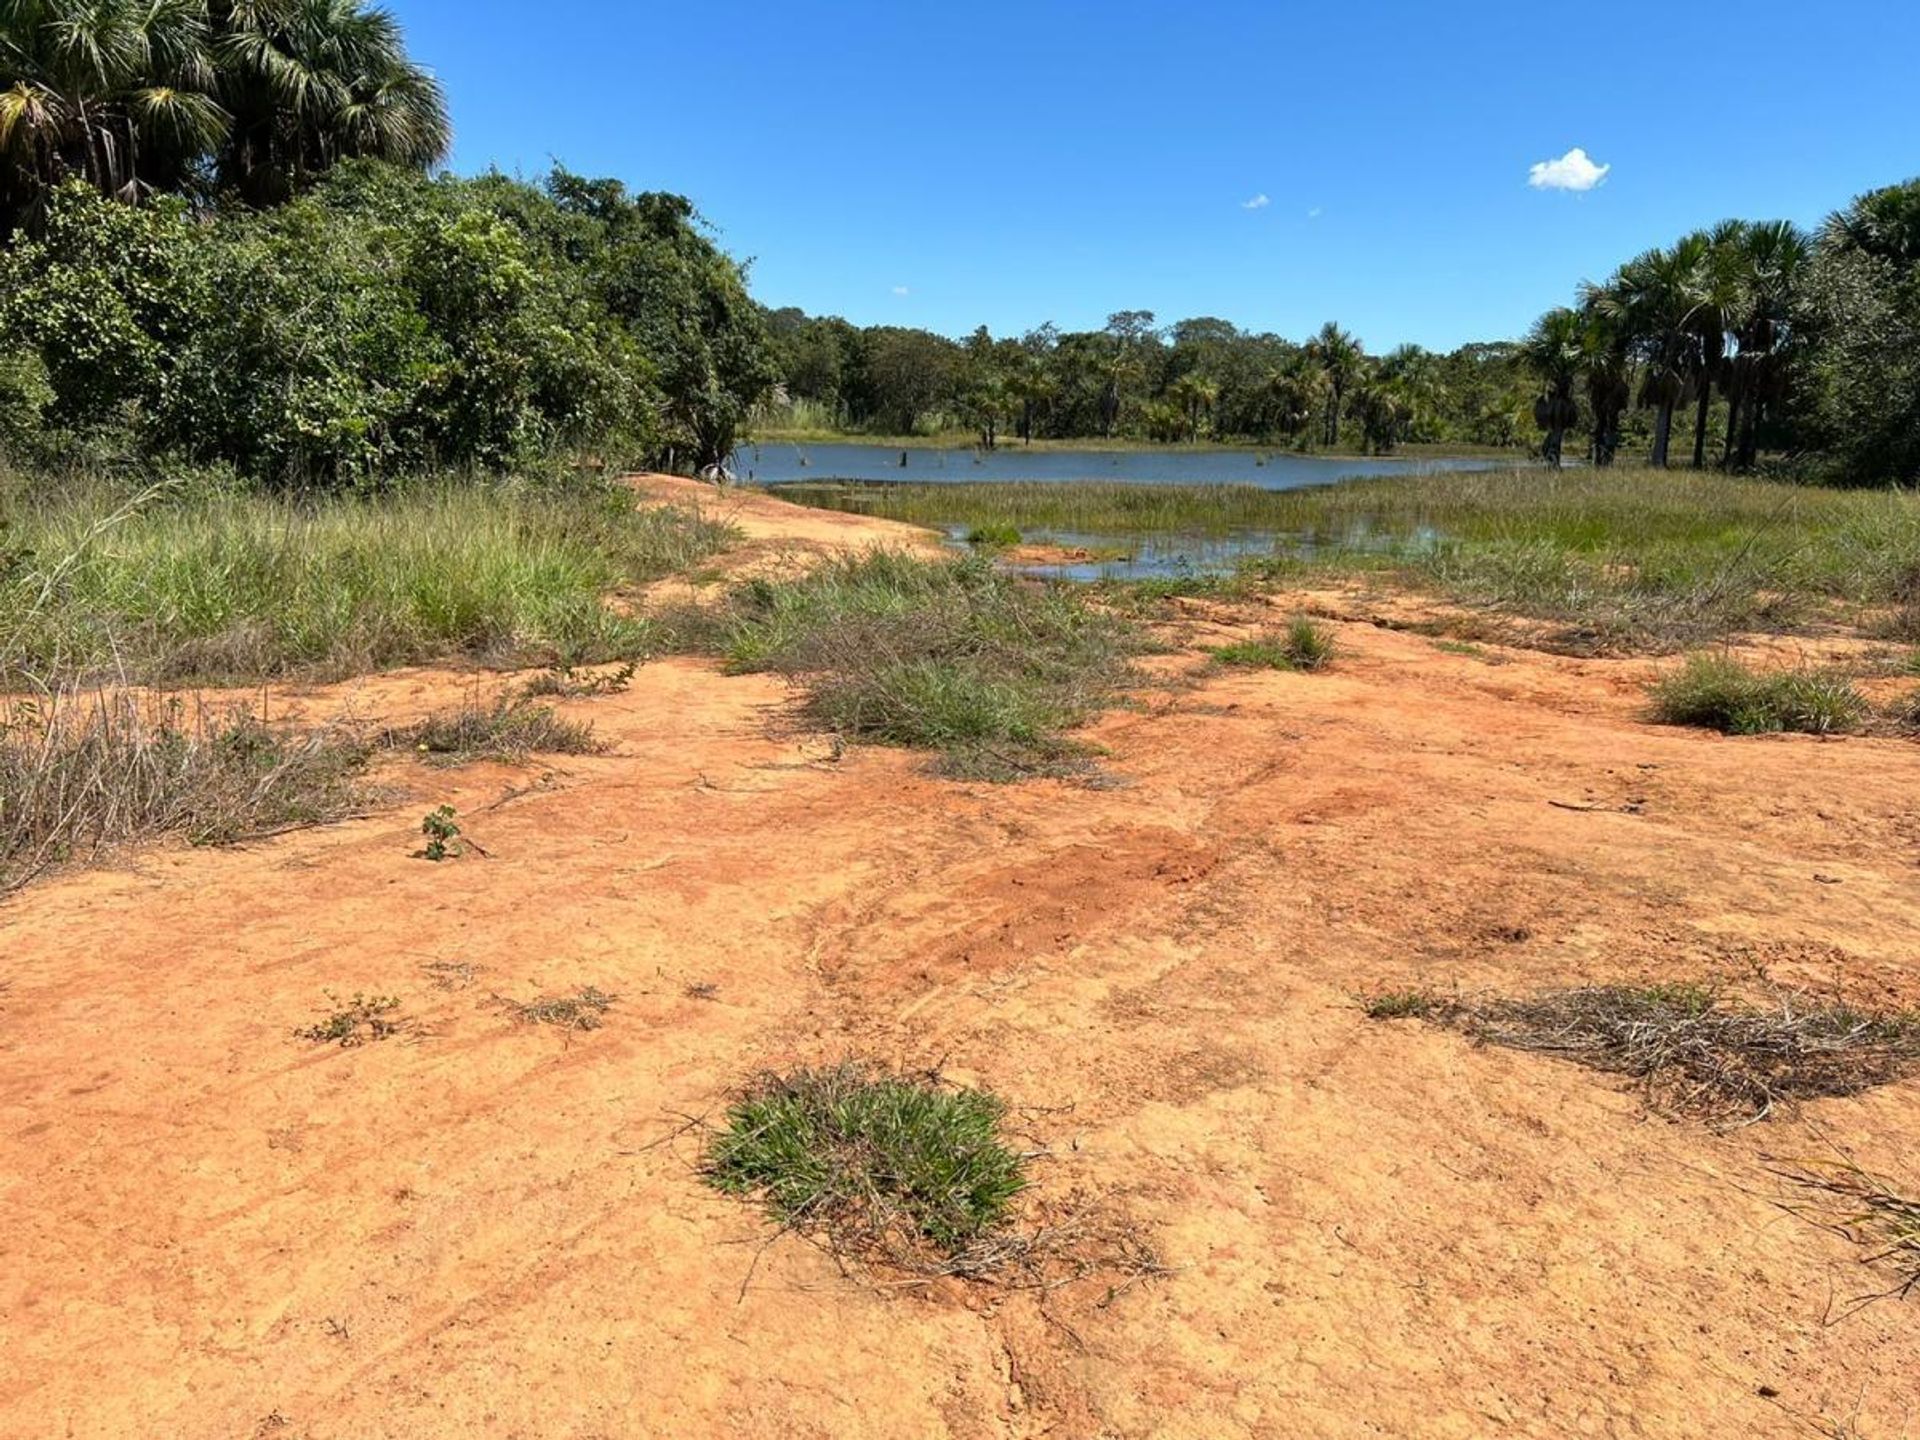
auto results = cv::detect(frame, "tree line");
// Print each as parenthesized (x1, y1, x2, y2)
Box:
(1, 0, 1914, 486)
(763, 182, 1920, 485)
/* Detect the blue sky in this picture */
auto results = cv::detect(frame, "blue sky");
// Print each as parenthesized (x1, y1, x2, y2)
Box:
(393, 0, 1920, 351)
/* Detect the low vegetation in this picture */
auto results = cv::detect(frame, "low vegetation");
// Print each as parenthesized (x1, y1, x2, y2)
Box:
(1648, 656, 1867, 734)
(668, 550, 1143, 779)
(416, 805, 461, 862)
(705, 1063, 1029, 1258)
(787, 468, 1920, 653)
(1366, 983, 1920, 1125)
(295, 992, 404, 1047)
(0, 472, 732, 685)
(501, 986, 614, 1031)
(387, 697, 605, 765)
(0, 693, 369, 898)
(1775, 1159, 1920, 1309)
(1212, 616, 1337, 672)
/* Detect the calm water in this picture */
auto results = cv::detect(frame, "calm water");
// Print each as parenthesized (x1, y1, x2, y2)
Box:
(729, 441, 1512, 489)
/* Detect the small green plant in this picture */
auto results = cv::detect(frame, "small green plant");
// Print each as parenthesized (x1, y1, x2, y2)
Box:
(1649, 655, 1867, 735)
(965, 523, 1022, 548)
(418, 805, 461, 861)
(705, 1063, 1029, 1255)
(522, 660, 637, 699)
(1213, 615, 1337, 672)
(296, 992, 402, 1047)
(1361, 989, 1443, 1020)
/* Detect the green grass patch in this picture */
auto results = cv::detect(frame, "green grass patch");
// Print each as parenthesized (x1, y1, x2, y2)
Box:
(0, 470, 735, 685)
(705, 1063, 1028, 1255)
(965, 523, 1022, 547)
(665, 550, 1143, 778)
(1648, 655, 1868, 735)
(1212, 616, 1337, 672)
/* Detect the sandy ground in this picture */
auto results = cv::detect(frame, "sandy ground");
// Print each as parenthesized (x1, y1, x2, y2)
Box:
(4, 478, 1920, 1438)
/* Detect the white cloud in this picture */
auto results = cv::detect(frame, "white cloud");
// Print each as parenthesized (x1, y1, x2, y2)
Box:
(1528, 147, 1610, 192)
(1241, 193, 1270, 210)
(1306, 205, 1324, 220)
(891, 285, 910, 297)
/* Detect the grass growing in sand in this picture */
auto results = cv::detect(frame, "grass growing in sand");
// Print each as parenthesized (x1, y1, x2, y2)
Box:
(0, 469, 734, 685)
(0, 692, 370, 897)
(1366, 983, 1920, 1125)
(386, 696, 606, 765)
(705, 1063, 1028, 1255)
(1212, 616, 1337, 672)
(780, 469, 1920, 652)
(1648, 655, 1868, 735)
(667, 550, 1144, 779)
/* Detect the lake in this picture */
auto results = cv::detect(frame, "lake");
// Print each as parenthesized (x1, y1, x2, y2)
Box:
(728, 441, 1515, 489)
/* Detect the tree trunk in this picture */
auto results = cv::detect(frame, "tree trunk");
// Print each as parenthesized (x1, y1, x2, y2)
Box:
(1544, 427, 1565, 469)
(1651, 403, 1674, 468)
(1690, 385, 1711, 468)
(1720, 390, 1742, 469)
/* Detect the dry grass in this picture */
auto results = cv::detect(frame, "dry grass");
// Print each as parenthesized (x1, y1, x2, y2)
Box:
(295, 992, 403, 1047)
(1, 690, 371, 898)
(384, 695, 606, 765)
(499, 985, 615, 1031)
(1771, 1158, 1920, 1314)
(1367, 984, 1920, 1125)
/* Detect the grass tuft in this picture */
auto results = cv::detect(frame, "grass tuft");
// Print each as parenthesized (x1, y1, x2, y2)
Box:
(386, 697, 606, 765)
(1, 692, 370, 897)
(1648, 655, 1867, 735)
(705, 1063, 1028, 1256)
(965, 523, 1022, 548)
(1360, 989, 1443, 1020)
(666, 550, 1142, 777)
(1213, 616, 1337, 672)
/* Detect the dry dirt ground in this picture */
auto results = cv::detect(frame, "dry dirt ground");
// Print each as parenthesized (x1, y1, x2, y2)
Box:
(5, 478, 1920, 1438)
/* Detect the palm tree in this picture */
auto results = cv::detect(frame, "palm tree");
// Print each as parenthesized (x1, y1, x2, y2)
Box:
(1592, 234, 1712, 468)
(1520, 308, 1582, 468)
(1306, 322, 1363, 447)
(0, 0, 226, 231)
(212, 0, 450, 206)
(1577, 301, 1632, 467)
(1262, 354, 1322, 447)
(1166, 371, 1218, 443)
(1821, 179, 1920, 265)
(1719, 219, 1810, 471)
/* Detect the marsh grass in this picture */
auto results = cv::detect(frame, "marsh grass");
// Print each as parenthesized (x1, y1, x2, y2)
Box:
(665, 550, 1143, 778)
(0, 691, 371, 897)
(1369, 984, 1920, 1125)
(705, 1063, 1029, 1256)
(780, 470, 1920, 652)
(0, 472, 734, 685)
(386, 696, 606, 765)
(1649, 656, 1868, 735)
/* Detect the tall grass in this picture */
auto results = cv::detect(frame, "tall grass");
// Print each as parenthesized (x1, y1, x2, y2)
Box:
(778, 469, 1920, 650)
(0, 471, 735, 684)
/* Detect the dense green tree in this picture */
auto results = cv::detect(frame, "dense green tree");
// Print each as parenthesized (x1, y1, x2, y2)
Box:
(1306, 322, 1363, 446)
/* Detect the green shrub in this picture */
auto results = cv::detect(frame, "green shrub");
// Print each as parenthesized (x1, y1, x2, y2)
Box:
(1648, 655, 1867, 735)
(706, 1064, 1028, 1253)
(966, 522, 1022, 547)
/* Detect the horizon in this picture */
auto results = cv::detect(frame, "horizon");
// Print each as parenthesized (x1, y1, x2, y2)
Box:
(392, 0, 1920, 351)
